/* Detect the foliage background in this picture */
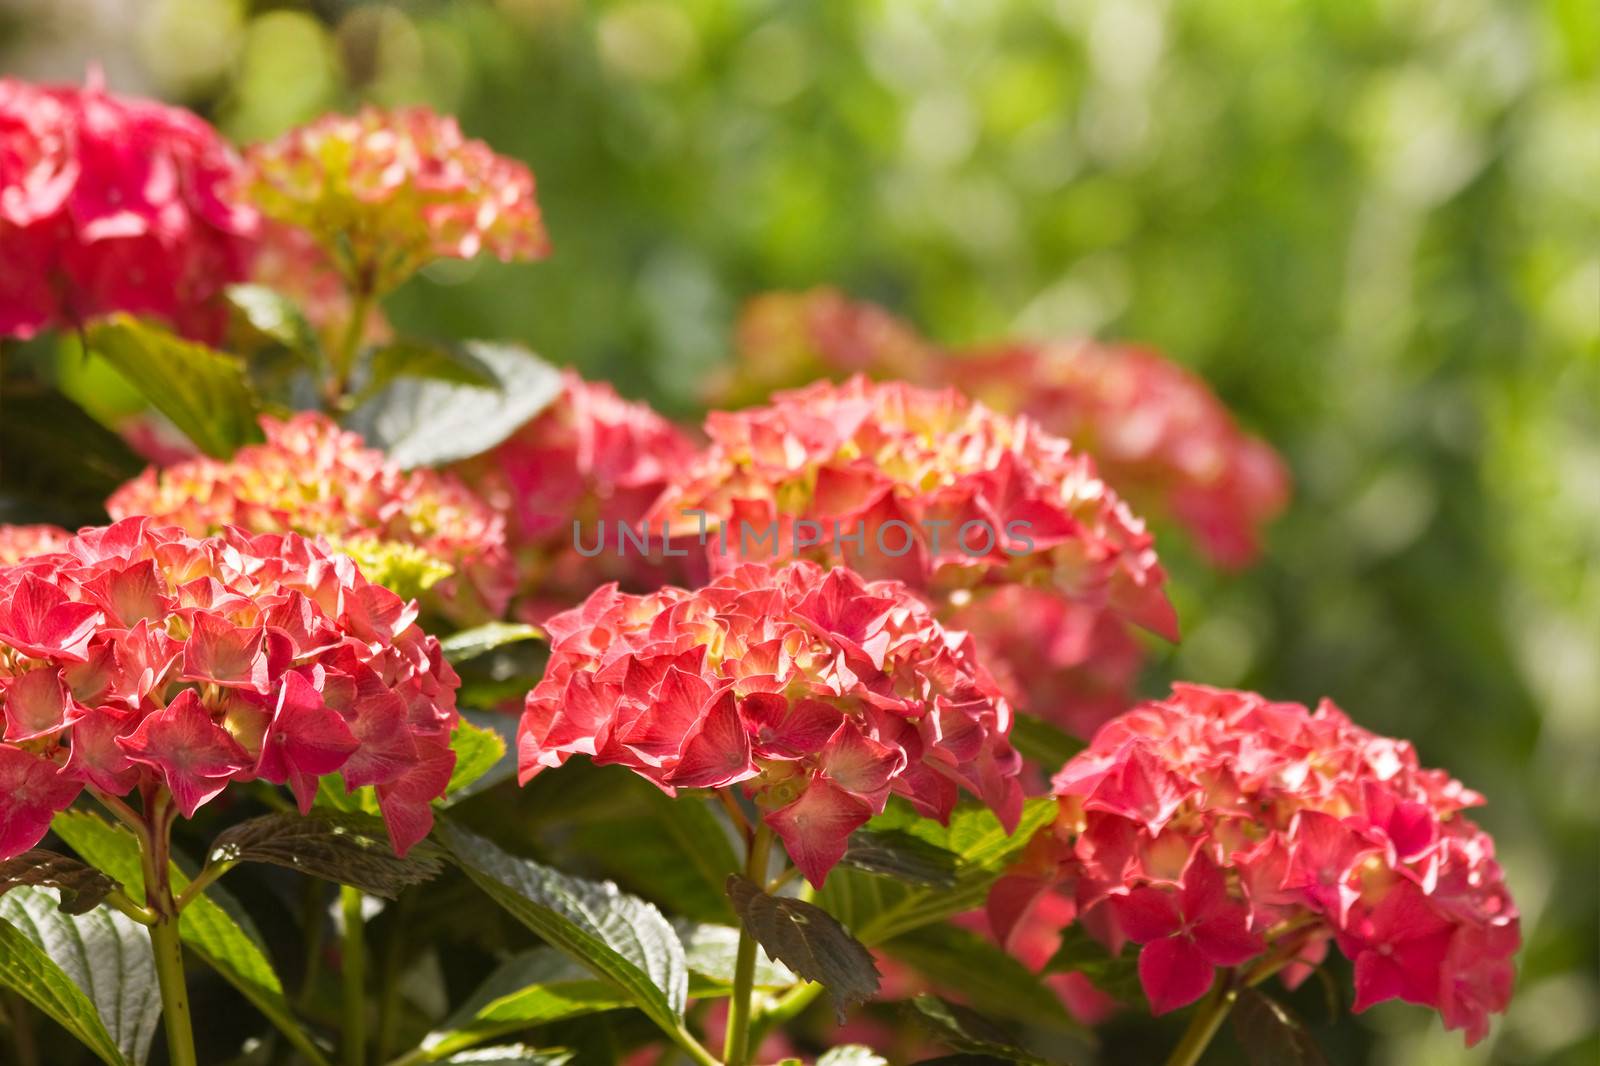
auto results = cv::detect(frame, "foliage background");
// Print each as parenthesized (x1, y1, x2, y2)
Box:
(2, 1, 1595, 1064)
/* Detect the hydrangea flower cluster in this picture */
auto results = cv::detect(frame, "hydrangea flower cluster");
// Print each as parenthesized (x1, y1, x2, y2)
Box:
(450, 371, 698, 619)
(945, 342, 1291, 569)
(0, 524, 72, 566)
(0, 519, 461, 857)
(245, 106, 549, 296)
(0, 74, 257, 342)
(990, 685, 1518, 1044)
(107, 413, 514, 625)
(520, 561, 1024, 886)
(705, 287, 939, 408)
(653, 376, 1176, 642)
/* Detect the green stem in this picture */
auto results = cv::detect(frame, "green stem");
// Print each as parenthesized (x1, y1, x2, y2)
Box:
(1164, 970, 1238, 1066)
(141, 792, 198, 1066)
(327, 285, 373, 410)
(341, 885, 367, 1066)
(174, 860, 236, 912)
(374, 893, 410, 1064)
(724, 824, 775, 1066)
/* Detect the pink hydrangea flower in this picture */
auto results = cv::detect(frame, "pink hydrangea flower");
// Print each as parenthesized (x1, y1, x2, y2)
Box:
(245, 106, 549, 295)
(107, 412, 514, 625)
(0, 518, 460, 856)
(989, 685, 1518, 1042)
(945, 342, 1290, 570)
(519, 561, 1023, 886)
(450, 371, 698, 620)
(0, 524, 72, 566)
(0, 74, 257, 342)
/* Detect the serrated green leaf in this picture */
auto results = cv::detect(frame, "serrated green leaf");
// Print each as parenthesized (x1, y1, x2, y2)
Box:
(727, 875, 879, 1022)
(445, 713, 513, 800)
(1040, 925, 1142, 1005)
(359, 340, 499, 401)
(0, 379, 144, 527)
(677, 921, 797, 991)
(818, 798, 1057, 946)
(0, 885, 158, 1065)
(207, 810, 445, 898)
(440, 1047, 573, 1065)
(1008, 714, 1085, 771)
(225, 284, 319, 360)
(0, 850, 120, 914)
(883, 924, 1080, 1033)
(438, 822, 689, 1037)
(904, 996, 1050, 1066)
(841, 829, 959, 888)
(440, 623, 545, 664)
(344, 341, 562, 467)
(87, 314, 263, 458)
(51, 810, 332, 1066)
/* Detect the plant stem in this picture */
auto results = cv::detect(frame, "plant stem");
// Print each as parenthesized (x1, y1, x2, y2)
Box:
(327, 285, 373, 410)
(4, 989, 40, 1066)
(140, 791, 198, 1066)
(724, 823, 774, 1066)
(1164, 970, 1238, 1066)
(341, 885, 367, 1066)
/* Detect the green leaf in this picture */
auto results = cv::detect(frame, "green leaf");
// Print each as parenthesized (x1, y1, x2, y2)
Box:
(0, 850, 120, 915)
(225, 284, 319, 360)
(883, 924, 1080, 1032)
(0, 380, 144, 527)
(904, 995, 1050, 1066)
(1231, 989, 1330, 1066)
(359, 340, 499, 401)
(677, 921, 797, 991)
(841, 829, 959, 888)
(818, 798, 1058, 946)
(422, 949, 627, 1059)
(1008, 714, 1085, 771)
(438, 822, 689, 1037)
(0, 885, 159, 1066)
(1040, 925, 1142, 1005)
(439, 1047, 573, 1065)
(726, 875, 879, 1022)
(816, 1047, 890, 1066)
(440, 623, 545, 665)
(206, 810, 445, 898)
(345, 341, 562, 467)
(87, 314, 264, 458)
(445, 713, 514, 800)
(51, 810, 333, 1066)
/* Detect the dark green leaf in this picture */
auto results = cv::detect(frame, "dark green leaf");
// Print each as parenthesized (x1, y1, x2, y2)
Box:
(0, 885, 159, 1066)
(0, 850, 119, 915)
(677, 921, 797, 990)
(883, 924, 1080, 1032)
(344, 341, 562, 467)
(1040, 925, 1142, 1005)
(441, 623, 546, 664)
(51, 810, 333, 1066)
(438, 822, 689, 1034)
(842, 829, 959, 887)
(445, 713, 514, 801)
(87, 314, 264, 458)
(207, 810, 444, 898)
(819, 798, 1058, 946)
(726, 874, 879, 1022)
(904, 996, 1050, 1066)
(1008, 714, 1085, 771)
(0, 380, 143, 526)
(1231, 989, 1330, 1066)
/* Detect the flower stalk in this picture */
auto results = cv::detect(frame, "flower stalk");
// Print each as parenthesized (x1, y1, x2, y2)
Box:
(138, 790, 198, 1066)
(724, 823, 774, 1066)
(1164, 970, 1237, 1066)
(341, 884, 368, 1066)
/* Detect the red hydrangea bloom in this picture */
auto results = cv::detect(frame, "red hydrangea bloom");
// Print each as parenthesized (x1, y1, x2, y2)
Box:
(943, 342, 1289, 570)
(653, 376, 1176, 641)
(705, 287, 940, 408)
(0, 524, 72, 566)
(0, 74, 257, 342)
(0, 519, 460, 856)
(989, 685, 1518, 1042)
(107, 412, 513, 625)
(245, 106, 549, 296)
(450, 371, 698, 619)
(519, 561, 1023, 886)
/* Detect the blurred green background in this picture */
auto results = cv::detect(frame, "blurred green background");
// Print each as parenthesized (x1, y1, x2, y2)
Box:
(3, 1, 1595, 1063)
